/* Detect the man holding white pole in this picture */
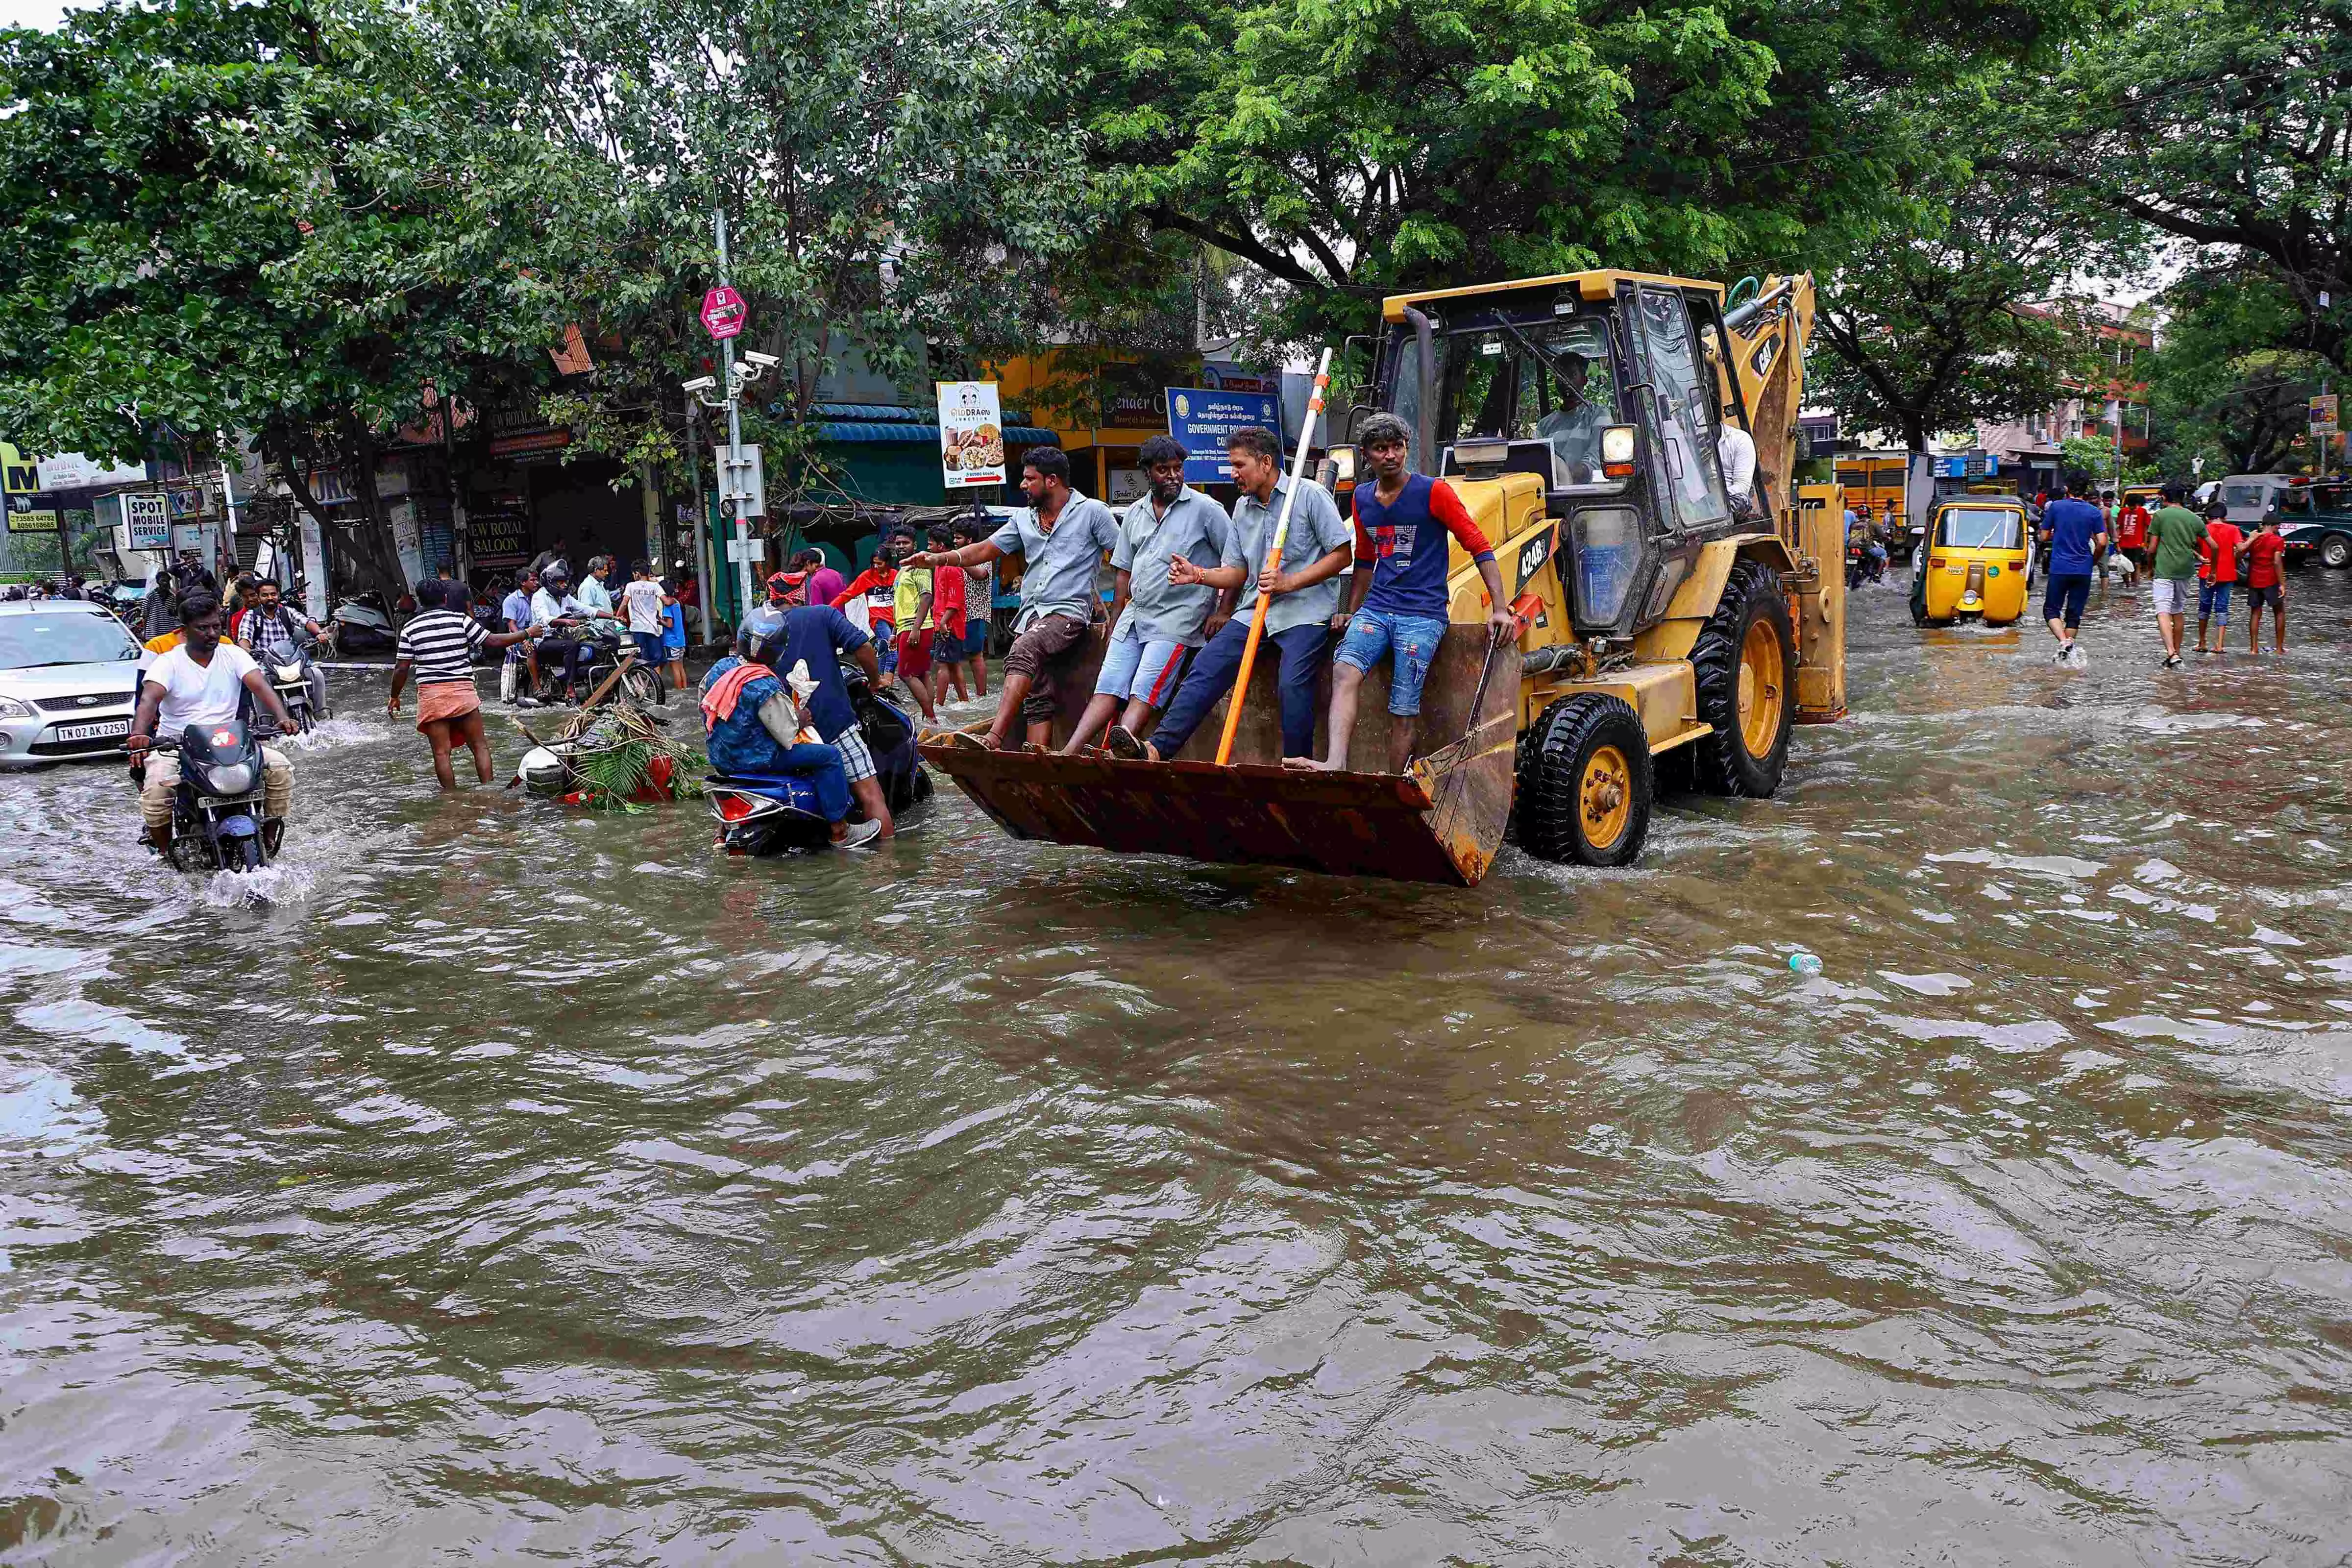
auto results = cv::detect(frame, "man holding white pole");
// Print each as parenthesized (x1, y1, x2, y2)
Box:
(1111, 425, 1352, 763)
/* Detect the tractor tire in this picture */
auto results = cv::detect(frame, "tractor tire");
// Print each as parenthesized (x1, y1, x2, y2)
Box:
(1690, 558, 1796, 798)
(1517, 693, 1653, 868)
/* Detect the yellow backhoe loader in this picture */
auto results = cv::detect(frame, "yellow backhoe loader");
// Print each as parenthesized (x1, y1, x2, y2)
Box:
(917, 269, 1846, 886)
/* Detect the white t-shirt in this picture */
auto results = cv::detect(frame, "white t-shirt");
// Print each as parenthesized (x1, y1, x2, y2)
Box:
(147, 643, 259, 736)
(620, 579, 665, 634)
(1717, 424, 1757, 498)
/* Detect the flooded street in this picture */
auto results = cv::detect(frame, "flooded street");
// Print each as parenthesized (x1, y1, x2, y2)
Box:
(5, 573, 2352, 1565)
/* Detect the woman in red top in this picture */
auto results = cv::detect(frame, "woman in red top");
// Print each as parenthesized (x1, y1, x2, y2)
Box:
(2241, 517, 2287, 655)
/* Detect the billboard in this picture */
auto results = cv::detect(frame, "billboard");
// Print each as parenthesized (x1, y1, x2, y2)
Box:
(1167, 387, 1282, 484)
(936, 381, 1005, 489)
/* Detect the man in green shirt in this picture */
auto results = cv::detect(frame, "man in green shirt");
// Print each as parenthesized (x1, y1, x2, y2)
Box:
(2145, 484, 2206, 668)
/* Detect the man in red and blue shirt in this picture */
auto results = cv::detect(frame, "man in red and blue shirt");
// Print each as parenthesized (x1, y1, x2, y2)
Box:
(1285, 413, 1515, 774)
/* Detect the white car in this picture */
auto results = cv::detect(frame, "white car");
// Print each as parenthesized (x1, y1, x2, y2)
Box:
(0, 599, 148, 767)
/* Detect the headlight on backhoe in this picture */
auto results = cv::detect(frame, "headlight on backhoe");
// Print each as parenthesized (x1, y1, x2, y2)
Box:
(1600, 424, 1636, 478)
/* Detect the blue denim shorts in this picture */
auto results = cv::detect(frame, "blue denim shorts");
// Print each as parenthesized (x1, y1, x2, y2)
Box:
(2198, 579, 2234, 619)
(1335, 606, 1450, 716)
(1093, 627, 1190, 706)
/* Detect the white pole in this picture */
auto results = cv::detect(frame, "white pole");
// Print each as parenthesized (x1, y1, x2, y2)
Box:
(717, 209, 754, 622)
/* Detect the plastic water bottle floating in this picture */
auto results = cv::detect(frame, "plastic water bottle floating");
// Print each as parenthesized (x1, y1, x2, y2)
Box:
(1788, 951, 1822, 977)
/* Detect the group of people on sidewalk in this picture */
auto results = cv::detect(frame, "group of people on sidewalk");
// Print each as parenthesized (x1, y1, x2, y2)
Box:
(2037, 477, 2289, 667)
(905, 418, 1513, 775)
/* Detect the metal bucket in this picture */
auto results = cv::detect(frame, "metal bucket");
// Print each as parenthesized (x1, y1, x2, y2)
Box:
(918, 626, 1520, 886)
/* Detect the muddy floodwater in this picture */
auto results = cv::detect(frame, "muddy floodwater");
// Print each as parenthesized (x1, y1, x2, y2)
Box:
(4, 573, 2351, 1566)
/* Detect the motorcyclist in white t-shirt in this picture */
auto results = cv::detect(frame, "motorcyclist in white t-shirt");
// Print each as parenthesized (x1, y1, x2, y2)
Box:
(126, 591, 296, 858)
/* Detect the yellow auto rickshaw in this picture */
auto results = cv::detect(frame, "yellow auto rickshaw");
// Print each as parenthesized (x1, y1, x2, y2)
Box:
(1911, 494, 2031, 626)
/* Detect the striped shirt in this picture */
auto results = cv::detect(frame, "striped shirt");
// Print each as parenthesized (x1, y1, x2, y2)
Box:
(395, 609, 487, 686)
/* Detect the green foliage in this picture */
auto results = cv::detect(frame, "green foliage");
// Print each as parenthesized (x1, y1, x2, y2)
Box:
(2142, 268, 2323, 477)
(1813, 161, 2103, 452)
(2024, 0, 2352, 368)
(0, 0, 562, 596)
(426, 0, 1082, 502)
(1046, 0, 2103, 350)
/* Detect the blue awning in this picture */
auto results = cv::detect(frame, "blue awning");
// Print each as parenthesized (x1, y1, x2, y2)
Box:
(814, 421, 1060, 447)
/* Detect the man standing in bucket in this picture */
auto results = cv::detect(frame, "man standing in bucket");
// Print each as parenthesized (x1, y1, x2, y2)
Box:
(1109, 426, 1353, 764)
(1285, 413, 1515, 774)
(905, 448, 1120, 751)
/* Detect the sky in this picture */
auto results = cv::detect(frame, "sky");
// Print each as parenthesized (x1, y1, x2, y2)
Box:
(0, 0, 67, 27)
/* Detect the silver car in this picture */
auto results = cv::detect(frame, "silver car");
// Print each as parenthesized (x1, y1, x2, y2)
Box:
(0, 600, 147, 768)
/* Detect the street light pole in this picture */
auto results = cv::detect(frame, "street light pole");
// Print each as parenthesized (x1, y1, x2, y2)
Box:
(716, 209, 754, 624)
(682, 394, 713, 644)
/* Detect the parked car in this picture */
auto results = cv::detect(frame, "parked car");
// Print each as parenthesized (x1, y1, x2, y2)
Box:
(2215, 473, 2304, 527)
(2273, 481, 2352, 569)
(0, 599, 147, 767)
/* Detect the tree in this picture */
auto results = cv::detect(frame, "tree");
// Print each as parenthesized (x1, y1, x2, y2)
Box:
(2142, 268, 2323, 476)
(0, 0, 560, 600)
(2020, 0, 2352, 369)
(427, 0, 1081, 509)
(1044, 0, 2103, 354)
(1812, 174, 2100, 452)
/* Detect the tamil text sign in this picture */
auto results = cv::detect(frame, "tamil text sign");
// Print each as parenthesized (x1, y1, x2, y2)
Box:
(1167, 387, 1281, 484)
(936, 381, 1005, 490)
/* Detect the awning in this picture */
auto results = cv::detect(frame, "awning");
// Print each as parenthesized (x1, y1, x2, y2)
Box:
(814, 421, 1061, 446)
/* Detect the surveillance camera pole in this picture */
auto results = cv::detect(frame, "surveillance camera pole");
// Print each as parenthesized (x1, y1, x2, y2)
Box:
(716, 208, 754, 623)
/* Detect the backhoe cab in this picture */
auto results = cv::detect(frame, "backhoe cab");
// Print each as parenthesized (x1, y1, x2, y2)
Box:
(917, 270, 1847, 886)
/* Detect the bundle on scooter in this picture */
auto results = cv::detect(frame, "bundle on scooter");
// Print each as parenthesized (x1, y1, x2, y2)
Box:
(512, 697, 701, 812)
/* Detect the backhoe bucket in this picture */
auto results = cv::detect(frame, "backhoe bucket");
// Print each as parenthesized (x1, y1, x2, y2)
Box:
(918, 627, 1521, 886)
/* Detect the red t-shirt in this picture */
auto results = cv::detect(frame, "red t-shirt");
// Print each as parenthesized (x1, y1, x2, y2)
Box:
(930, 559, 967, 637)
(2116, 506, 2150, 549)
(2199, 521, 2244, 583)
(2245, 531, 2285, 589)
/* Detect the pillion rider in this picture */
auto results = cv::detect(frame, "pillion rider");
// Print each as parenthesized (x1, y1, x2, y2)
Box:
(125, 591, 297, 858)
(1285, 413, 1514, 775)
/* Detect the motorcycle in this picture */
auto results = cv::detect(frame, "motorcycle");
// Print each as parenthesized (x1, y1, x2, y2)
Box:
(707, 664, 931, 855)
(1845, 541, 1886, 589)
(137, 719, 280, 873)
(328, 590, 395, 656)
(266, 655, 327, 734)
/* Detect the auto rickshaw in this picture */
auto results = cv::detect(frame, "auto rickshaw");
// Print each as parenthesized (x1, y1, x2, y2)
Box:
(1911, 493, 2032, 626)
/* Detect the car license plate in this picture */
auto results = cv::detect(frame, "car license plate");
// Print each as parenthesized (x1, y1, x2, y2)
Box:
(53, 718, 130, 743)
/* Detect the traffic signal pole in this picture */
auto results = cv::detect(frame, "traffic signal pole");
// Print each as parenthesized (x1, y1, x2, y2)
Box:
(715, 209, 754, 624)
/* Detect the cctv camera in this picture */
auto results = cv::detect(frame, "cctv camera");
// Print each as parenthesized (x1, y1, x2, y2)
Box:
(741, 351, 781, 369)
(682, 375, 718, 393)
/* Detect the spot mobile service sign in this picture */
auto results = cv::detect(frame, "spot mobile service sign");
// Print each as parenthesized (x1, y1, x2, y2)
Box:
(937, 382, 1006, 489)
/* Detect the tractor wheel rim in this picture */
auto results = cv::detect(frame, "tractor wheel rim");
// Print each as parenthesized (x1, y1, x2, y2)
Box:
(1738, 619, 1785, 756)
(1580, 744, 1632, 849)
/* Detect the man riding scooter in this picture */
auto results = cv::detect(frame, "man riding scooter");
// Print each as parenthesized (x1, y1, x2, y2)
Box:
(700, 610, 892, 848)
(235, 580, 331, 720)
(529, 568, 597, 704)
(126, 591, 297, 859)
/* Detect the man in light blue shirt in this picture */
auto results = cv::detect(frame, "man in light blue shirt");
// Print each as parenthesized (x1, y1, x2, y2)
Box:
(906, 447, 1120, 749)
(1060, 434, 1231, 754)
(1115, 427, 1353, 762)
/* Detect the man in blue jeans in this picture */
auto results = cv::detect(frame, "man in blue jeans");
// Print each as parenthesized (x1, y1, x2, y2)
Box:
(2037, 476, 2108, 665)
(1110, 427, 1352, 762)
(1286, 413, 1515, 774)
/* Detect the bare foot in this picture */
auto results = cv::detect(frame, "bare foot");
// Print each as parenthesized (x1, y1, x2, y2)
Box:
(1281, 754, 1342, 771)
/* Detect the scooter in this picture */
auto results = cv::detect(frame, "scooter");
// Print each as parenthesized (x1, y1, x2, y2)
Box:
(328, 591, 395, 656)
(707, 665, 931, 855)
(267, 655, 326, 734)
(137, 719, 280, 873)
